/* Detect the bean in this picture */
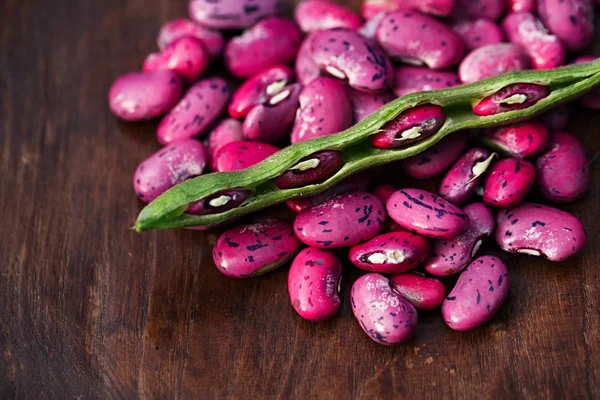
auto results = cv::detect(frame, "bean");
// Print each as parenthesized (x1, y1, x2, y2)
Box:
(372, 184, 396, 204)
(508, 0, 536, 12)
(362, 0, 455, 18)
(537, 0, 594, 52)
(346, 88, 394, 123)
(143, 37, 209, 83)
(472, 83, 549, 116)
(459, 44, 529, 84)
(389, 273, 446, 310)
(213, 141, 280, 172)
(451, 18, 505, 51)
(288, 248, 343, 322)
(439, 148, 495, 206)
(295, 0, 362, 33)
(455, 0, 506, 20)
(401, 135, 468, 179)
(495, 202, 586, 261)
(295, 33, 321, 86)
(482, 120, 549, 158)
(361, 0, 398, 20)
(157, 18, 224, 60)
(273, 150, 343, 189)
(358, 12, 386, 40)
(483, 158, 535, 208)
(189, 0, 280, 30)
(207, 119, 244, 170)
(187, 190, 251, 215)
(393, 66, 460, 97)
(442, 256, 509, 331)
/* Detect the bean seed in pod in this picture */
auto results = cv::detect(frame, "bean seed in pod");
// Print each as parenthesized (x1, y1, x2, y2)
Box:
(189, 0, 280, 30)
(537, 0, 594, 52)
(213, 141, 280, 172)
(482, 120, 549, 158)
(287, 248, 343, 322)
(157, 77, 231, 145)
(535, 132, 590, 203)
(439, 148, 495, 206)
(451, 18, 505, 51)
(424, 202, 495, 276)
(291, 77, 353, 144)
(389, 273, 446, 310)
(459, 44, 530, 84)
(442, 256, 509, 331)
(370, 104, 446, 149)
(213, 218, 299, 279)
(348, 232, 430, 274)
(495, 202, 587, 261)
(108, 71, 183, 122)
(225, 17, 302, 79)
(311, 28, 394, 93)
(295, 33, 321, 86)
(483, 158, 535, 208)
(401, 135, 468, 179)
(351, 273, 418, 346)
(393, 66, 461, 97)
(387, 189, 470, 239)
(346, 88, 394, 123)
(472, 83, 549, 116)
(157, 18, 225, 60)
(273, 150, 343, 190)
(187, 190, 251, 216)
(207, 119, 244, 171)
(294, 191, 386, 248)
(143, 37, 209, 83)
(295, 0, 362, 33)
(376, 12, 465, 70)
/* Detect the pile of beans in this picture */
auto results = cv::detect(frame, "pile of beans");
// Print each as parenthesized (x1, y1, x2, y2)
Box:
(109, 0, 596, 346)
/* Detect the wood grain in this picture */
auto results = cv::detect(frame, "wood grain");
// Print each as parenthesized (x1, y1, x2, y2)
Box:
(1, 0, 599, 398)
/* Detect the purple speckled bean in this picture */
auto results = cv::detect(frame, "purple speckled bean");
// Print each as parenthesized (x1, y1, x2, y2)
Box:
(296, 33, 321, 85)
(346, 88, 394, 122)
(495, 202, 587, 261)
(393, 66, 460, 97)
(424, 202, 495, 276)
(503, 12, 565, 70)
(286, 173, 370, 212)
(213, 218, 300, 279)
(187, 190, 251, 215)
(157, 18, 225, 60)
(189, 0, 280, 29)
(108, 71, 183, 122)
(535, 132, 590, 203)
(482, 120, 549, 158)
(387, 188, 470, 239)
(459, 44, 530, 84)
(439, 148, 494, 206)
(483, 158, 535, 208)
(311, 28, 394, 93)
(207, 118, 244, 170)
(157, 77, 231, 145)
(291, 77, 353, 144)
(389, 272, 446, 310)
(349, 231, 430, 274)
(376, 12, 465, 70)
(358, 12, 386, 40)
(472, 83, 549, 116)
(294, 191, 386, 248)
(540, 105, 570, 132)
(228, 65, 294, 119)
(242, 83, 301, 143)
(225, 17, 302, 79)
(295, 0, 362, 33)
(442, 256, 509, 331)
(370, 104, 446, 149)
(273, 150, 343, 189)
(213, 141, 280, 172)
(143, 37, 209, 83)
(401, 134, 469, 179)
(451, 18, 505, 51)
(538, 0, 594, 52)
(574, 57, 600, 110)
(508, 0, 536, 11)
(133, 139, 208, 203)
(351, 273, 418, 346)
(454, 0, 506, 20)
(288, 247, 343, 322)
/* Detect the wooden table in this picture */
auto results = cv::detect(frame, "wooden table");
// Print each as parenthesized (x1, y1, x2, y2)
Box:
(1, 1, 599, 398)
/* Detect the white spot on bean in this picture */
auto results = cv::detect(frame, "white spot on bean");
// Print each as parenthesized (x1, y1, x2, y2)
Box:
(325, 65, 346, 80)
(498, 94, 527, 105)
(268, 89, 291, 105)
(290, 158, 320, 171)
(266, 80, 288, 96)
(208, 195, 231, 207)
(471, 240, 483, 258)
(517, 248, 541, 256)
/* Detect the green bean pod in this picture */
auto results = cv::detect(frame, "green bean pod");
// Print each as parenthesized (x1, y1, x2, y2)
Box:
(135, 61, 600, 232)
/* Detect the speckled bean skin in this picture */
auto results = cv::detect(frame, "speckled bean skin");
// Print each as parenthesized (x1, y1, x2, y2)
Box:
(535, 132, 590, 203)
(439, 148, 492, 206)
(452, 19, 505, 51)
(133, 139, 208, 203)
(482, 121, 548, 158)
(189, 0, 280, 30)
(296, 33, 321, 85)
(483, 158, 535, 208)
(228, 65, 295, 119)
(401, 135, 469, 179)
(225, 17, 302, 79)
(424, 202, 495, 276)
(503, 12, 565, 70)
(538, 0, 594, 52)
(207, 118, 243, 170)
(376, 12, 465, 70)
(311, 28, 394, 93)
(455, 0, 506, 20)
(442, 256, 509, 331)
(346, 88, 394, 122)
(389, 273, 446, 310)
(294, 191, 386, 248)
(349, 232, 430, 274)
(157, 18, 225, 60)
(459, 43, 530, 84)
(143, 37, 210, 83)
(290, 77, 353, 144)
(574, 57, 600, 110)
(243, 83, 301, 143)
(393, 66, 461, 97)
(541, 106, 569, 132)
(295, 0, 362, 33)
(156, 77, 231, 145)
(288, 248, 343, 322)
(495, 202, 587, 261)
(387, 188, 470, 239)
(212, 218, 300, 279)
(213, 141, 280, 172)
(351, 273, 418, 346)
(286, 173, 370, 212)
(108, 71, 183, 122)
(508, 0, 536, 12)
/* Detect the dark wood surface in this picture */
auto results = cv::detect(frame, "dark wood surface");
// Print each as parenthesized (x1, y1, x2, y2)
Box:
(1, 0, 599, 398)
